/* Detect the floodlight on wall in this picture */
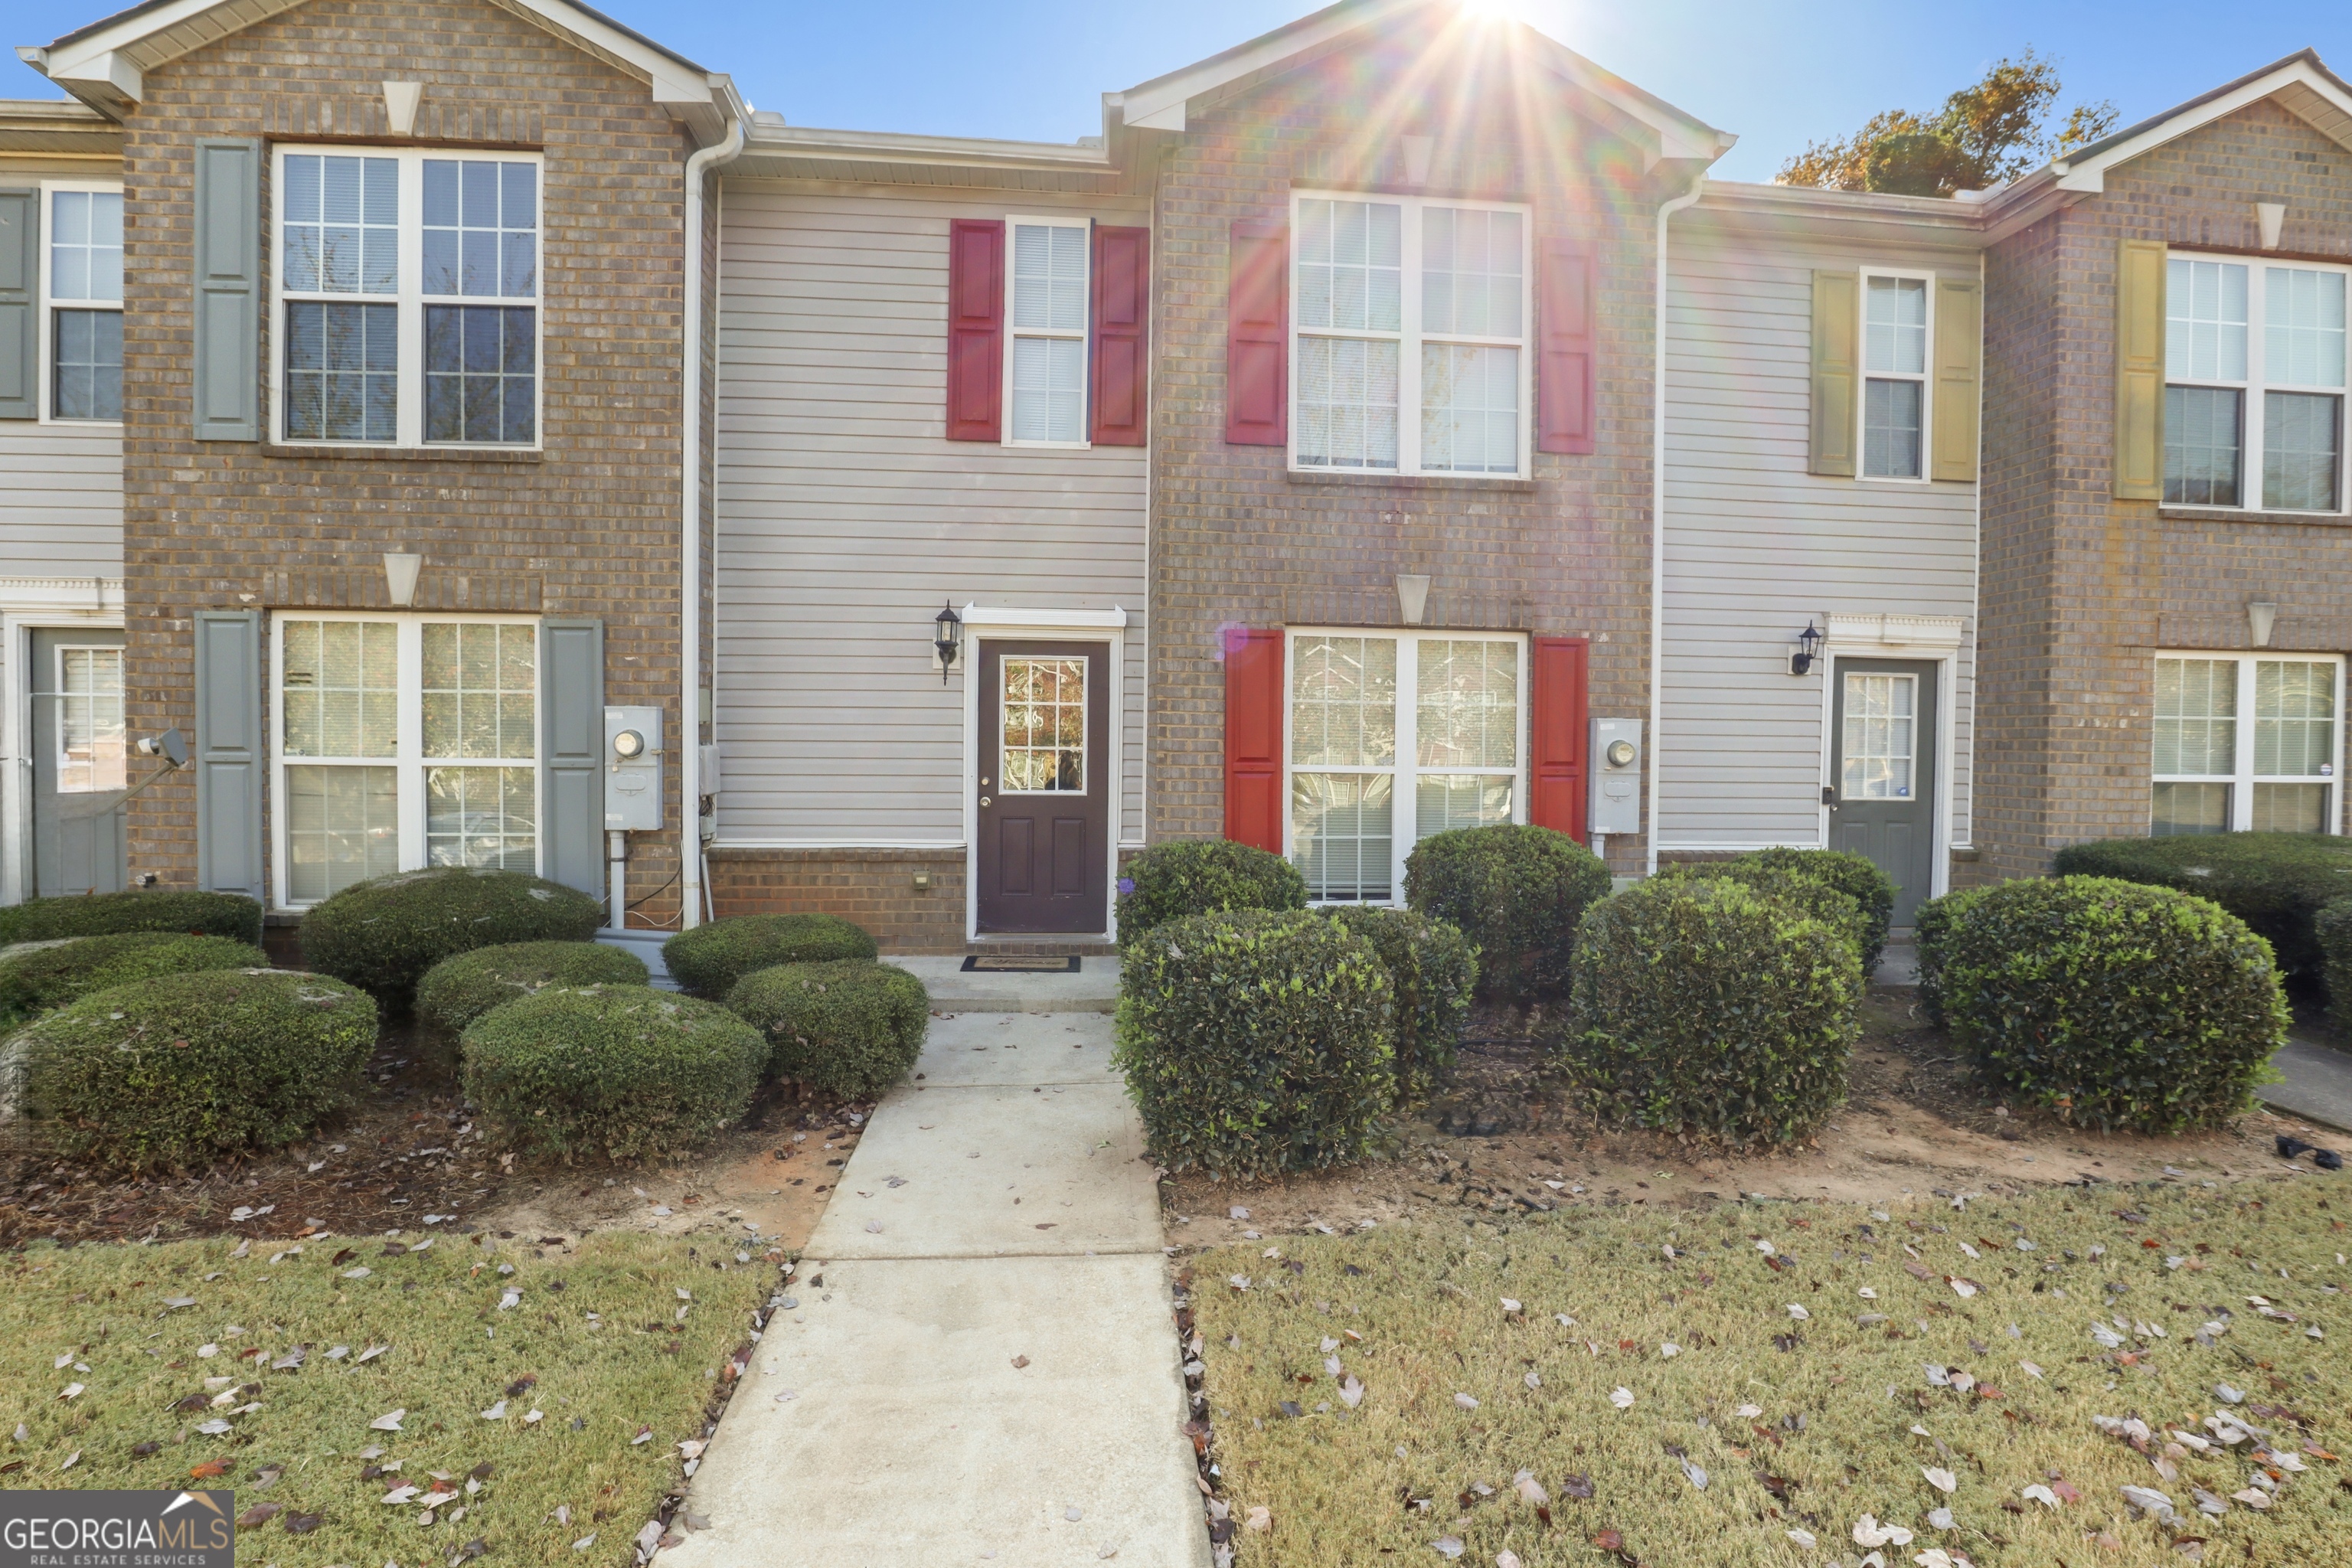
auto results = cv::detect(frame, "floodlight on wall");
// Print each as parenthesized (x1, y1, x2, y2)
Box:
(384, 551, 423, 608)
(1395, 573, 1431, 626)
(2249, 600, 2278, 648)
(2256, 201, 2286, 251)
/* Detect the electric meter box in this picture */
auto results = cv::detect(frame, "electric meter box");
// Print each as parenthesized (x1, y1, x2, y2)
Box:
(1589, 717, 1643, 837)
(604, 706, 665, 831)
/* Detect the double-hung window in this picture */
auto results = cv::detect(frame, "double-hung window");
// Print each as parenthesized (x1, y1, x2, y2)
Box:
(1286, 629, 1527, 902)
(44, 184, 123, 423)
(273, 615, 540, 906)
(2152, 653, 2342, 835)
(2164, 255, 2347, 511)
(1290, 192, 1530, 479)
(1004, 217, 1089, 446)
(273, 147, 541, 449)
(1860, 272, 1929, 479)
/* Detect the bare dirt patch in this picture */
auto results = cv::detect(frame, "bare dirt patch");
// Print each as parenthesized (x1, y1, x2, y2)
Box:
(1164, 985, 2342, 1245)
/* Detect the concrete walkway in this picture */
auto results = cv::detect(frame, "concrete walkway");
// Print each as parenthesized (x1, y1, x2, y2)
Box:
(883, 954, 1122, 1014)
(661, 1006, 1207, 1568)
(2261, 1035, 2352, 1134)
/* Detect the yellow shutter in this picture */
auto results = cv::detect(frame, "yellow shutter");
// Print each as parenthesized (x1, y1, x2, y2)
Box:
(1930, 277, 1981, 482)
(1810, 270, 1860, 477)
(2113, 238, 2168, 500)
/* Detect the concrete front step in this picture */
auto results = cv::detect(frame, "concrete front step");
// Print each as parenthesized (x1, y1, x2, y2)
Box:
(885, 954, 1121, 1014)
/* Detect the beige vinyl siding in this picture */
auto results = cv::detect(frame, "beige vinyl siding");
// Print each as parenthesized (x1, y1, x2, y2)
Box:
(1660, 207, 1979, 854)
(0, 423, 124, 578)
(714, 181, 1150, 847)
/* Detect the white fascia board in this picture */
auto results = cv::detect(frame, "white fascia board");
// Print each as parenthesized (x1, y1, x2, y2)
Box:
(43, 47, 142, 108)
(40, 0, 225, 72)
(959, 604, 1129, 631)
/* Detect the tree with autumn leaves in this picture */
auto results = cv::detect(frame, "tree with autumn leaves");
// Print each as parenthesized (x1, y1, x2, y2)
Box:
(1779, 50, 2118, 198)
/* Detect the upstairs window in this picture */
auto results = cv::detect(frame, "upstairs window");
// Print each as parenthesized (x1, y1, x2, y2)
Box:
(45, 185, 123, 423)
(2164, 256, 2345, 512)
(272, 147, 541, 449)
(1004, 218, 1089, 445)
(1861, 273, 1929, 479)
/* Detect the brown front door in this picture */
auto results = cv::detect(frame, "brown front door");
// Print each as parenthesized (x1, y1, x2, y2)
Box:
(975, 639, 1110, 934)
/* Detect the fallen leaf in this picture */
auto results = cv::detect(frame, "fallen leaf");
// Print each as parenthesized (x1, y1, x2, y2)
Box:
(1923, 1467, 1957, 1494)
(282, 1512, 323, 1535)
(370, 1409, 405, 1431)
(1011, 1355, 1031, 1370)
(2021, 1484, 2060, 1508)
(1432, 1538, 1464, 1560)
(1244, 1506, 1271, 1533)
(1786, 1529, 1818, 1549)
(1592, 1529, 1624, 1551)
(236, 1503, 283, 1528)
(1561, 1474, 1595, 1501)
(1454, 1393, 1480, 1411)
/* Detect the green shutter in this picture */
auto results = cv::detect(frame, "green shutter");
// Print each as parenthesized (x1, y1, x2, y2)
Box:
(194, 609, 265, 898)
(0, 187, 36, 420)
(1809, 270, 1859, 477)
(539, 617, 606, 903)
(193, 137, 262, 441)
(2114, 238, 2167, 501)
(1931, 277, 1981, 482)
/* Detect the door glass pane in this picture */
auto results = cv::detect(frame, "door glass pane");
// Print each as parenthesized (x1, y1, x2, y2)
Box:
(2264, 266, 2346, 388)
(1419, 343, 1519, 474)
(2165, 258, 2248, 381)
(1291, 772, 1393, 902)
(2254, 659, 2334, 775)
(1415, 775, 1512, 838)
(282, 619, 397, 757)
(1291, 636, 1396, 766)
(1294, 199, 1402, 333)
(1862, 377, 1922, 478)
(2164, 386, 2242, 506)
(1416, 639, 1517, 766)
(2252, 782, 2330, 833)
(2154, 658, 2238, 774)
(1296, 336, 1400, 469)
(426, 766, 537, 870)
(1001, 657, 1086, 792)
(2262, 391, 2341, 512)
(56, 646, 125, 794)
(1421, 207, 1521, 338)
(422, 622, 536, 760)
(286, 764, 399, 902)
(2151, 780, 2233, 836)
(1841, 673, 1916, 799)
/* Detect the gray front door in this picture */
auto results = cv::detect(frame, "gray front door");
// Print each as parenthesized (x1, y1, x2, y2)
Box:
(1829, 656, 1936, 926)
(29, 628, 129, 898)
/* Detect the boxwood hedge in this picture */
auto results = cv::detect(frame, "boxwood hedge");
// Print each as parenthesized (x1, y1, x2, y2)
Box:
(299, 868, 603, 1008)
(1323, 906, 1475, 1106)
(0, 932, 267, 1026)
(2320, 897, 2352, 1035)
(1403, 824, 1609, 1001)
(2050, 831, 2352, 975)
(0, 890, 262, 946)
(661, 913, 877, 1001)
(1911, 884, 1994, 1025)
(1114, 910, 1393, 1178)
(1937, 876, 2287, 1132)
(728, 959, 929, 1099)
(1655, 860, 1871, 967)
(1112, 838, 1306, 953)
(1740, 846, 1896, 974)
(414, 940, 650, 1036)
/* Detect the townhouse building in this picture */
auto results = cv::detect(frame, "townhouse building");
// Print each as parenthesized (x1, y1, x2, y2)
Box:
(5, 0, 2348, 952)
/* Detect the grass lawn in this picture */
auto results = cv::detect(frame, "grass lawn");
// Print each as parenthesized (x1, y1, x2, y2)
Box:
(1189, 1177, 2349, 1566)
(1, 1227, 777, 1563)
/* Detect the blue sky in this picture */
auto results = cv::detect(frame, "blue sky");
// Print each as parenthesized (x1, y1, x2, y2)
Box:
(9, 0, 2352, 183)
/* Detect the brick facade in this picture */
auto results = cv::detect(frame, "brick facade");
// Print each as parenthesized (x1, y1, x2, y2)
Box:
(1145, 27, 1674, 879)
(113, 0, 702, 924)
(1975, 100, 2352, 882)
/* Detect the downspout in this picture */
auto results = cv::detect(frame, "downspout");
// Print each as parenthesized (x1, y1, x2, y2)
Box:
(1645, 171, 1707, 879)
(680, 113, 745, 929)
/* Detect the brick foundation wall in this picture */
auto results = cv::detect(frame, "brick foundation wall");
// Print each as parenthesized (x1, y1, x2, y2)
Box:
(708, 848, 967, 953)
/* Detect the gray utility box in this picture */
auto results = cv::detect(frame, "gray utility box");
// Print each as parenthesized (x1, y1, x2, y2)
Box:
(1589, 717, 1643, 836)
(604, 705, 665, 831)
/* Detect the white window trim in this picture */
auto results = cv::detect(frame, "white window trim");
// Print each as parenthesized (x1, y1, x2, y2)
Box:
(1281, 626, 1530, 905)
(1001, 214, 1092, 450)
(2151, 650, 2345, 835)
(2166, 251, 2350, 514)
(1286, 189, 1534, 481)
(1855, 266, 1935, 485)
(36, 178, 125, 429)
(268, 145, 545, 452)
(269, 610, 544, 910)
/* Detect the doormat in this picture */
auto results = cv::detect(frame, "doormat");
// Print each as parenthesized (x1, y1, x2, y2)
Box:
(959, 955, 1081, 973)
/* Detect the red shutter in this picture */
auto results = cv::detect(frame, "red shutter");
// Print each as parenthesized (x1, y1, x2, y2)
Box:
(1536, 238, 1596, 455)
(1090, 224, 1149, 446)
(946, 218, 1004, 442)
(1226, 220, 1287, 446)
(1529, 635, 1589, 841)
(1223, 626, 1285, 852)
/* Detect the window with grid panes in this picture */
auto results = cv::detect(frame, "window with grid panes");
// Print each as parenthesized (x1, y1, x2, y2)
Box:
(47, 187, 122, 422)
(1005, 219, 1089, 445)
(2151, 654, 2341, 836)
(2164, 256, 2346, 511)
(1861, 276, 1927, 479)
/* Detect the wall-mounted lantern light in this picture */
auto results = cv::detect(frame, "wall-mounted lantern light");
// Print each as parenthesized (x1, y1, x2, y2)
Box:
(933, 601, 964, 684)
(1790, 621, 1824, 676)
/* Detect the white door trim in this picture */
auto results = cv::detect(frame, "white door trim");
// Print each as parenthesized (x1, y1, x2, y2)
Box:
(3, 585, 129, 907)
(1818, 634, 1955, 905)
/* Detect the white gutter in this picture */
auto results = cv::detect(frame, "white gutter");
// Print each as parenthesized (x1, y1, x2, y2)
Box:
(1645, 172, 1707, 878)
(680, 114, 745, 929)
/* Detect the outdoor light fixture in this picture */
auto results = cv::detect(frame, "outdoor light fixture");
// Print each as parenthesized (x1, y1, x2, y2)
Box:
(933, 601, 964, 684)
(384, 550, 423, 607)
(1790, 621, 1824, 676)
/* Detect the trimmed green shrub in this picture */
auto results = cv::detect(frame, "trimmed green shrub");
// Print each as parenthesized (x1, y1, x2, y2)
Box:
(661, 914, 877, 1001)
(1912, 884, 1994, 1025)
(1563, 877, 1860, 1145)
(299, 868, 603, 1009)
(4, 969, 376, 1171)
(0, 932, 267, 1025)
(1324, 906, 1476, 1106)
(0, 890, 262, 946)
(1403, 824, 1609, 1000)
(460, 985, 766, 1161)
(1739, 846, 1896, 974)
(1113, 838, 1306, 953)
(2320, 897, 2352, 1037)
(727, 959, 929, 1098)
(1655, 861, 1871, 966)
(1114, 910, 1393, 1178)
(1939, 876, 2287, 1132)
(2050, 831, 2352, 975)
(415, 940, 650, 1036)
